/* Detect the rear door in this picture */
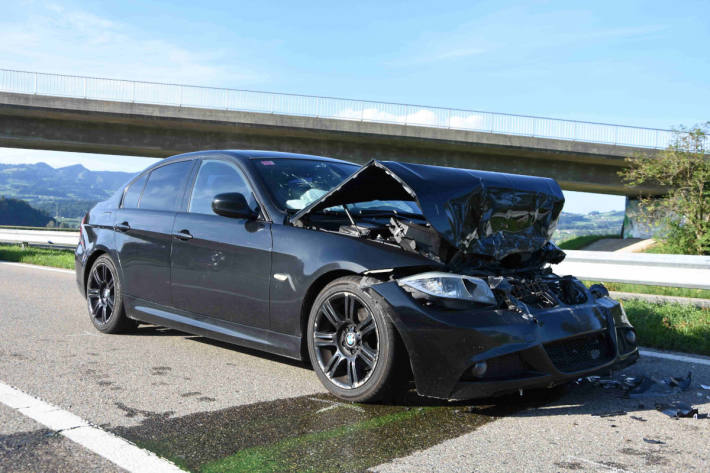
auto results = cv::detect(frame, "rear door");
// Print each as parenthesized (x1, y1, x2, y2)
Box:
(114, 159, 195, 306)
(170, 158, 272, 329)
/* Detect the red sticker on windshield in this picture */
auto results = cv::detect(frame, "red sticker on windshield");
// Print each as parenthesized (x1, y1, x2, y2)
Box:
(261, 160, 275, 166)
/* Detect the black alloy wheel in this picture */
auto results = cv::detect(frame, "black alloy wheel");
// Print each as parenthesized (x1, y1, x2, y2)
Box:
(87, 262, 115, 325)
(307, 276, 408, 402)
(87, 255, 137, 333)
(312, 292, 379, 389)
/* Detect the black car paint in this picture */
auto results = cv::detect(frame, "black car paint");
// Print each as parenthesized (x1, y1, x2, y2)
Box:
(76, 150, 638, 400)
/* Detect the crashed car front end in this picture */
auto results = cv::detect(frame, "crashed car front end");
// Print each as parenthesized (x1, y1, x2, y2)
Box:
(366, 274, 638, 399)
(291, 159, 639, 400)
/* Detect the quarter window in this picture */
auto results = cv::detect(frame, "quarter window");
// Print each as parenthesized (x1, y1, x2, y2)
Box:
(122, 173, 147, 209)
(139, 161, 193, 211)
(189, 160, 257, 216)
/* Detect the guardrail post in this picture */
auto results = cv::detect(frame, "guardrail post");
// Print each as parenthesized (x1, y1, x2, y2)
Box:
(179, 86, 183, 107)
(33, 73, 37, 95)
(131, 82, 135, 103)
(83, 77, 87, 99)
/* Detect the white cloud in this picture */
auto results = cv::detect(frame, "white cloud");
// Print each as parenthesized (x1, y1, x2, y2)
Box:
(0, 2, 264, 172)
(0, 2, 262, 85)
(335, 107, 483, 130)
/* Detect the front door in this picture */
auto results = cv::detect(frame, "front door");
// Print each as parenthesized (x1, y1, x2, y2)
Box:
(170, 158, 272, 329)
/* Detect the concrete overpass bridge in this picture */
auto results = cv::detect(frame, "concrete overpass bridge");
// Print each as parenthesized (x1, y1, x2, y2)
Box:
(0, 69, 673, 195)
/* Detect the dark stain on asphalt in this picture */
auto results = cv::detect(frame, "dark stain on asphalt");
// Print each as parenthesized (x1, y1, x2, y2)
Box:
(197, 396, 216, 403)
(151, 366, 172, 376)
(114, 402, 174, 421)
(619, 446, 672, 466)
(112, 389, 560, 473)
(181, 392, 202, 398)
(97, 380, 113, 386)
(554, 461, 584, 470)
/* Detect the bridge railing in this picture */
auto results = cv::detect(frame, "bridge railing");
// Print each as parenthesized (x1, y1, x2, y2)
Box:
(0, 68, 678, 149)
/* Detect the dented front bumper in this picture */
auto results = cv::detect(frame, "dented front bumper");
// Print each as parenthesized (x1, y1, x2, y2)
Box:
(367, 281, 639, 400)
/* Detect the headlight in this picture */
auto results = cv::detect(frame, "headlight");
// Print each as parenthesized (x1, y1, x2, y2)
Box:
(397, 272, 496, 306)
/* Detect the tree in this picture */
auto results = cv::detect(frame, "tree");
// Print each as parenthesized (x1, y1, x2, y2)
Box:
(620, 122, 710, 255)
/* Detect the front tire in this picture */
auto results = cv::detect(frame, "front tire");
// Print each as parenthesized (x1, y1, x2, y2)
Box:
(307, 276, 407, 402)
(86, 255, 137, 333)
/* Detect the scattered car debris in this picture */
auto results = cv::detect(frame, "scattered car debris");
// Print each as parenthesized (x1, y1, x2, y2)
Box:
(593, 410, 627, 418)
(579, 371, 707, 421)
(655, 402, 698, 419)
(643, 438, 666, 445)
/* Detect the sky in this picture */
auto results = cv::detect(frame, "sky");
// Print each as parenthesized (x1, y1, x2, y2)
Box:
(1, 0, 708, 213)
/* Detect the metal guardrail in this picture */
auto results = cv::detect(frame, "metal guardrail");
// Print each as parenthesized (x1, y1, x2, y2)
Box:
(0, 229, 79, 250)
(0, 68, 680, 149)
(1, 228, 707, 290)
(553, 251, 710, 290)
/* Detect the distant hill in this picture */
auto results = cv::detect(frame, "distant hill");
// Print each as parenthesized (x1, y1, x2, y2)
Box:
(0, 162, 135, 218)
(554, 210, 624, 242)
(0, 196, 54, 227)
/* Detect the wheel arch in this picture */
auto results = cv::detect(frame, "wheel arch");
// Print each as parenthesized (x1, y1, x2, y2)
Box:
(299, 272, 414, 383)
(83, 248, 114, 295)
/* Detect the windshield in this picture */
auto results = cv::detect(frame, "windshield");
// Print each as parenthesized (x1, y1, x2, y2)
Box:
(253, 158, 422, 215)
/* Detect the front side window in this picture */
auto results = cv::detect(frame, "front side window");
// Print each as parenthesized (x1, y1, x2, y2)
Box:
(122, 173, 147, 208)
(139, 161, 193, 211)
(189, 160, 257, 216)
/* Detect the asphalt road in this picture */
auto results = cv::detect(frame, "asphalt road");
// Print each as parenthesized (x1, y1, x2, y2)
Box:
(1, 261, 709, 473)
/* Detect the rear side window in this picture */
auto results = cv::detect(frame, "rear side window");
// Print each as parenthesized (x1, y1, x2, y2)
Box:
(139, 161, 193, 211)
(122, 174, 147, 209)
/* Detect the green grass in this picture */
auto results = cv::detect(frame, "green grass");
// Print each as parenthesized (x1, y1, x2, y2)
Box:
(557, 234, 617, 250)
(584, 280, 710, 300)
(0, 244, 74, 269)
(642, 240, 690, 255)
(624, 299, 710, 356)
(201, 409, 426, 473)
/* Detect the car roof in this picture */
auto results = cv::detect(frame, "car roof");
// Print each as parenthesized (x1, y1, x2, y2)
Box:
(161, 150, 357, 166)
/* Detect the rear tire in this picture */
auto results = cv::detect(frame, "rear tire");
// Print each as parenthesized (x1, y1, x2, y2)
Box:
(86, 255, 137, 333)
(307, 276, 408, 402)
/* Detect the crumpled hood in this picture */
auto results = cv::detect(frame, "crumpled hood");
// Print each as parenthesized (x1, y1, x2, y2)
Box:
(291, 160, 565, 262)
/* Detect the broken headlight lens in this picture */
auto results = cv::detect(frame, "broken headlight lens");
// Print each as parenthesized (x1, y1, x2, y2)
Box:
(397, 272, 496, 306)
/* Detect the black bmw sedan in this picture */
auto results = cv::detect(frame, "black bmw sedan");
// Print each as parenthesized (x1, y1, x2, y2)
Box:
(75, 150, 638, 402)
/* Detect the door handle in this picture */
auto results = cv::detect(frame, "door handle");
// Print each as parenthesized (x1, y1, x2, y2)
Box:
(114, 221, 130, 232)
(173, 229, 193, 241)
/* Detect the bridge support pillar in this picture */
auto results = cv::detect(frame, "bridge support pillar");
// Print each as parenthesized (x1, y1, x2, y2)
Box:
(622, 196, 667, 239)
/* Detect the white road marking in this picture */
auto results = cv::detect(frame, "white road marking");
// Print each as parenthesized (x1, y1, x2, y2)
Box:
(0, 381, 184, 473)
(308, 397, 365, 414)
(569, 456, 635, 473)
(0, 261, 74, 274)
(640, 348, 710, 367)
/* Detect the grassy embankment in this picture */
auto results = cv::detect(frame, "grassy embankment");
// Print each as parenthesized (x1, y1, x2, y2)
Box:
(556, 234, 617, 250)
(623, 299, 710, 356)
(0, 244, 74, 269)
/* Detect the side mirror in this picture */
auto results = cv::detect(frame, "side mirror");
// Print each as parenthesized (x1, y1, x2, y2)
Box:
(212, 193, 257, 219)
